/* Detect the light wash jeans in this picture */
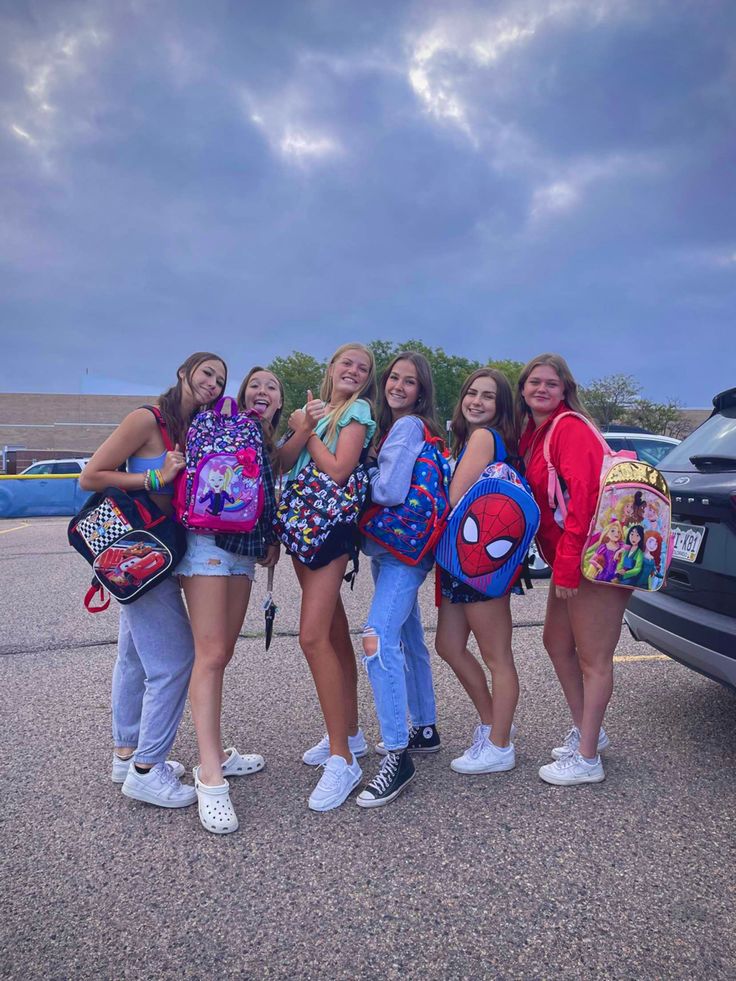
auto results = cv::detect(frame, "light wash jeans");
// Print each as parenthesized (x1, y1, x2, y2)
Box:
(363, 551, 437, 752)
(112, 577, 195, 765)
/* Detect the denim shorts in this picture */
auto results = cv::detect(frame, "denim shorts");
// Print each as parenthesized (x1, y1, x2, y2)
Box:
(176, 532, 256, 579)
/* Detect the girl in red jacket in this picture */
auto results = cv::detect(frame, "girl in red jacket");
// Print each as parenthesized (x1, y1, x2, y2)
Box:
(517, 353, 630, 786)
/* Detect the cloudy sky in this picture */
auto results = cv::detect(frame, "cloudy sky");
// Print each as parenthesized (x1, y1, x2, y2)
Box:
(2, 0, 734, 405)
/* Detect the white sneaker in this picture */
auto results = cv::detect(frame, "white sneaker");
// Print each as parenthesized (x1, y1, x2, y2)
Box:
(450, 725, 516, 774)
(551, 726, 610, 760)
(302, 730, 368, 766)
(308, 755, 362, 812)
(121, 762, 197, 808)
(111, 754, 185, 784)
(539, 751, 605, 786)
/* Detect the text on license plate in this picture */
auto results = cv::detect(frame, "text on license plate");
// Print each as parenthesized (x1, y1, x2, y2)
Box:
(671, 522, 706, 563)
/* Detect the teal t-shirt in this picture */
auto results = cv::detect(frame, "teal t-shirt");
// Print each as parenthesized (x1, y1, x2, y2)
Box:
(288, 398, 376, 480)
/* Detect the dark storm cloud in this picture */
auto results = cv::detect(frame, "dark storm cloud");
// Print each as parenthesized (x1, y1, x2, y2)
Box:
(1, 0, 734, 403)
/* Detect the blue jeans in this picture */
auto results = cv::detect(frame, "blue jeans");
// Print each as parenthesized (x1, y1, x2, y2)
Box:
(363, 552, 437, 752)
(112, 577, 195, 765)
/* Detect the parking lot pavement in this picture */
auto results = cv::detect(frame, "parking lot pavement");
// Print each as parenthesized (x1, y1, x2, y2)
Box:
(2, 518, 735, 980)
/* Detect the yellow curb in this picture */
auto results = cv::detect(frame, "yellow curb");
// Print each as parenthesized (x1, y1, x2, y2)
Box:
(613, 653, 669, 662)
(0, 522, 31, 535)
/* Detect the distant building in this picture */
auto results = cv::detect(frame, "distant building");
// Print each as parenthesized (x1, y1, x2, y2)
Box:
(0, 393, 155, 472)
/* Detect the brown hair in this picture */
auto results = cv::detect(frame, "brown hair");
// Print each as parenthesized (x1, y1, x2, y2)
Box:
(515, 353, 592, 432)
(236, 366, 285, 471)
(158, 351, 227, 446)
(319, 343, 376, 445)
(375, 351, 443, 445)
(450, 368, 518, 459)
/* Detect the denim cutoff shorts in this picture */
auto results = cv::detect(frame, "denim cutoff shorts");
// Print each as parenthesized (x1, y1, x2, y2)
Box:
(176, 531, 256, 579)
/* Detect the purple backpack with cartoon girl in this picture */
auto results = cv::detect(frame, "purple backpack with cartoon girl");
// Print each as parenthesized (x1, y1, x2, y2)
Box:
(174, 397, 265, 533)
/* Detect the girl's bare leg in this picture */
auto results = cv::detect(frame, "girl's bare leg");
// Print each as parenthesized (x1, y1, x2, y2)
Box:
(184, 575, 252, 785)
(293, 556, 352, 763)
(435, 599, 493, 726)
(567, 579, 630, 758)
(329, 595, 359, 736)
(465, 596, 517, 747)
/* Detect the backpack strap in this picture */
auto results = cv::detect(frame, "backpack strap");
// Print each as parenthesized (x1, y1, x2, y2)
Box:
(541, 411, 608, 522)
(488, 428, 507, 464)
(84, 581, 110, 613)
(142, 405, 174, 452)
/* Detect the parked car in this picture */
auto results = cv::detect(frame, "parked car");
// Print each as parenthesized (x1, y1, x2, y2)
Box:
(528, 428, 680, 579)
(20, 458, 89, 475)
(602, 429, 680, 467)
(624, 387, 736, 691)
(0, 458, 92, 518)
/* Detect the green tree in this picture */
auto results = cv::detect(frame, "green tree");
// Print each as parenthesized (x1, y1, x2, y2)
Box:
(623, 398, 686, 437)
(580, 374, 641, 429)
(487, 359, 525, 390)
(268, 351, 325, 430)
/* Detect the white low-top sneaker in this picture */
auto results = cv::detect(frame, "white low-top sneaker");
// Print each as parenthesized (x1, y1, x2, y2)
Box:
(539, 751, 605, 786)
(551, 726, 610, 760)
(121, 762, 197, 808)
(450, 726, 516, 775)
(302, 730, 368, 766)
(111, 754, 185, 784)
(308, 755, 362, 811)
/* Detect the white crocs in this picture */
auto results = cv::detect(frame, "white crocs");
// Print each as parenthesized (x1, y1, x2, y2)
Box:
(193, 766, 239, 835)
(221, 747, 265, 777)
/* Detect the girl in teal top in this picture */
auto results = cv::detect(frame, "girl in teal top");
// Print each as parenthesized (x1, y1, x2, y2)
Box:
(279, 343, 376, 813)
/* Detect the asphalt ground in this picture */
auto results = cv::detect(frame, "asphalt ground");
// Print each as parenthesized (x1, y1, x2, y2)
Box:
(1, 518, 734, 981)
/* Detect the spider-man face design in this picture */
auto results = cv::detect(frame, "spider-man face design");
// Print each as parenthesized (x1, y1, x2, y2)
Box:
(456, 494, 526, 578)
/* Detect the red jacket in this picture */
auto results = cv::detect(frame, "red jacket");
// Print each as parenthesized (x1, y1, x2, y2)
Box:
(519, 402, 603, 589)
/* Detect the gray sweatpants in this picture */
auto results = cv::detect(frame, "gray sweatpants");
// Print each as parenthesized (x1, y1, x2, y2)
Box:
(112, 577, 194, 765)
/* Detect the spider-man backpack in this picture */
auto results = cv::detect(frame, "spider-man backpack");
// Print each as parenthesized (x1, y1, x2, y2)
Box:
(435, 433, 541, 597)
(359, 425, 452, 566)
(174, 396, 265, 533)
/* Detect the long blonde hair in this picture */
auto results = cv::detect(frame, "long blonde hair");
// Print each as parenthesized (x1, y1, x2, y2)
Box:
(319, 343, 376, 445)
(515, 353, 592, 431)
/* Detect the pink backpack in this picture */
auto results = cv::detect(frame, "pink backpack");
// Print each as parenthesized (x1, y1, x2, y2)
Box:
(543, 412, 673, 591)
(174, 397, 265, 534)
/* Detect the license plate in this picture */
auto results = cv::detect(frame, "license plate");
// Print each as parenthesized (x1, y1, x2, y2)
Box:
(671, 522, 706, 563)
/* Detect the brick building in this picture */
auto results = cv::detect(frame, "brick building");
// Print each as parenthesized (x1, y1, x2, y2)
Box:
(0, 393, 155, 472)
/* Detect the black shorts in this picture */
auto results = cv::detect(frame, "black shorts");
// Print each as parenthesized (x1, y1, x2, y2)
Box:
(439, 568, 524, 604)
(302, 525, 358, 571)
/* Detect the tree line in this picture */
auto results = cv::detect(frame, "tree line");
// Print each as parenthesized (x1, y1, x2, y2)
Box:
(269, 342, 686, 437)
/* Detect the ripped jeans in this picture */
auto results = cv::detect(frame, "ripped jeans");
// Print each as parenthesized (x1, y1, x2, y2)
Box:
(362, 551, 437, 752)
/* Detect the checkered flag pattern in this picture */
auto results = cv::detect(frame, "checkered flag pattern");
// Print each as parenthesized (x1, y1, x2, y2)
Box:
(76, 499, 133, 555)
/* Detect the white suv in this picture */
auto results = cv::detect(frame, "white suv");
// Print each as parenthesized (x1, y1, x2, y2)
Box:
(20, 458, 89, 475)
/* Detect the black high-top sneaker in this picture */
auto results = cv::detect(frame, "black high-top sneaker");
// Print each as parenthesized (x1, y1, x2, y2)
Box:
(376, 724, 441, 756)
(356, 750, 415, 808)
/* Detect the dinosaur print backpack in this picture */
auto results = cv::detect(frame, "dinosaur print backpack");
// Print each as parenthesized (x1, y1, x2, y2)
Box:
(359, 426, 452, 566)
(174, 396, 265, 534)
(435, 433, 540, 597)
(543, 412, 673, 591)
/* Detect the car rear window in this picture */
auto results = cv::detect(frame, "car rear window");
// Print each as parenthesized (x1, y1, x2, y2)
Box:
(52, 462, 82, 474)
(662, 408, 736, 473)
(631, 439, 677, 466)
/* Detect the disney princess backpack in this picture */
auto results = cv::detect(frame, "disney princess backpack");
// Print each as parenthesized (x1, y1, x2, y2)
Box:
(174, 396, 265, 533)
(435, 433, 541, 597)
(542, 412, 673, 591)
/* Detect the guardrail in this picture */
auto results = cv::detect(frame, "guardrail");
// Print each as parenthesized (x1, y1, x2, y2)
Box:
(0, 474, 92, 518)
